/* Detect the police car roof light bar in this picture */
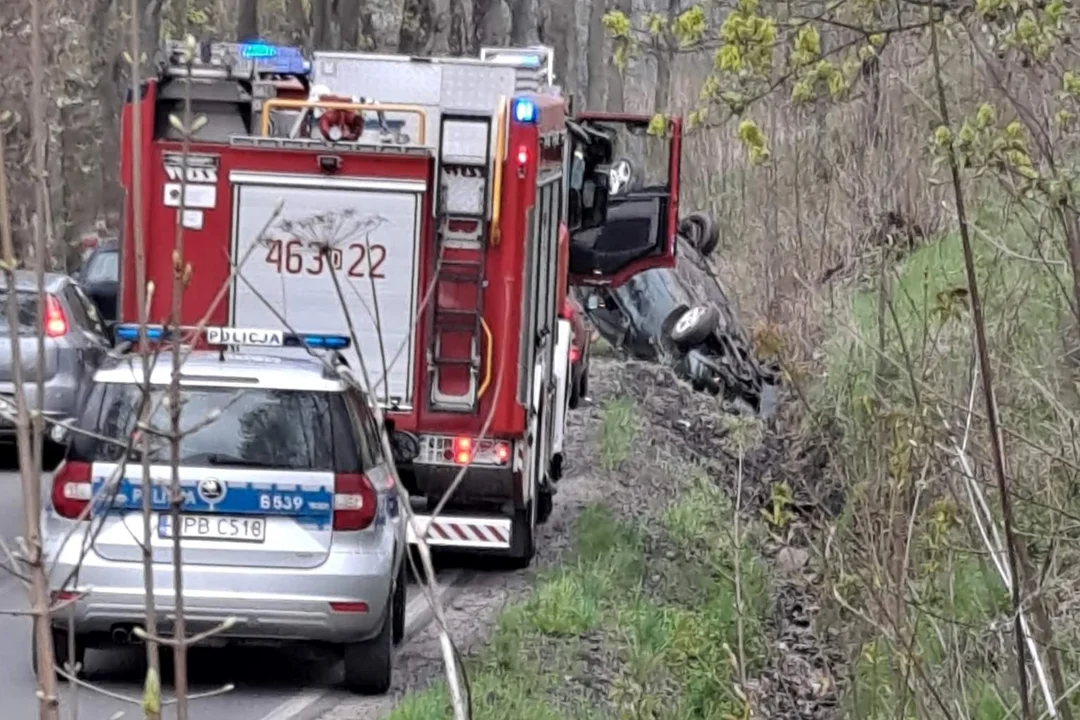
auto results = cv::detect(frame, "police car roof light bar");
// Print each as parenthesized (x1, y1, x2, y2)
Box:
(113, 324, 350, 352)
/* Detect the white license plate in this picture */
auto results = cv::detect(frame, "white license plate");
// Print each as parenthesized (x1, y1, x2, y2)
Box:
(158, 514, 267, 543)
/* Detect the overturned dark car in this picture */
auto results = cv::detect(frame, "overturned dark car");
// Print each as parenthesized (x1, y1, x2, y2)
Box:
(575, 202, 779, 415)
(558, 113, 778, 414)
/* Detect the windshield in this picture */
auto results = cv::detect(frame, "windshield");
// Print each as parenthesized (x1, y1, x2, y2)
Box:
(82, 251, 119, 284)
(85, 383, 354, 470)
(0, 291, 42, 336)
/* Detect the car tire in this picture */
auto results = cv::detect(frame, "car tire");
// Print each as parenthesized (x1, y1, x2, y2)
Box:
(668, 305, 720, 348)
(679, 212, 720, 256)
(579, 362, 590, 401)
(507, 486, 538, 569)
(32, 626, 85, 680)
(342, 602, 393, 695)
(568, 371, 581, 410)
(391, 556, 407, 645)
(536, 483, 554, 525)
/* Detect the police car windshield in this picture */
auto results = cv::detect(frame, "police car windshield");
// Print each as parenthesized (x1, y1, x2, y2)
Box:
(86, 383, 348, 470)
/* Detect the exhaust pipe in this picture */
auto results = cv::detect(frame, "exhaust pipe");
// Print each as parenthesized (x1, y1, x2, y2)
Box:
(110, 626, 131, 644)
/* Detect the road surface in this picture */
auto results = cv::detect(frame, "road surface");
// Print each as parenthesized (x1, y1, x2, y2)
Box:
(0, 459, 453, 720)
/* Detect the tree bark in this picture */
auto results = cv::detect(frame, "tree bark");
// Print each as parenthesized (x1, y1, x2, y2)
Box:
(584, 0, 605, 109)
(238, 0, 260, 41)
(508, 0, 536, 46)
(339, 0, 360, 49)
(311, 0, 331, 51)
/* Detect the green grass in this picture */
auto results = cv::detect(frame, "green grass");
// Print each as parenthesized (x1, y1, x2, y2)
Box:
(388, 473, 772, 720)
(818, 204, 1065, 718)
(821, 208, 1071, 419)
(599, 397, 636, 470)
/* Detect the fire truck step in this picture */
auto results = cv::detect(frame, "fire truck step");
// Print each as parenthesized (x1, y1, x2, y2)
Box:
(406, 515, 513, 549)
(437, 266, 484, 283)
(432, 356, 477, 367)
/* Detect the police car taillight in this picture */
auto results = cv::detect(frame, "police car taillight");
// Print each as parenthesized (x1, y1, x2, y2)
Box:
(333, 473, 377, 531)
(52, 460, 92, 520)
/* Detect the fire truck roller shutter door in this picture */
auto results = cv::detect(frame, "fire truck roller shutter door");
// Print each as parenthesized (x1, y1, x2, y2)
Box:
(229, 175, 425, 406)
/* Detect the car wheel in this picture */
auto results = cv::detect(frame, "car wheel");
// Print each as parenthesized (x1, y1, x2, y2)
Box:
(536, 483, 554, 525)
(391, 556, 407, 645)
(507, 480, 538, 569)
(32, 625, 85, 680)
(342, 600, 393, 694)
(679, 212, 720, 256)
(669, 305, 720, 348)
(579, 360, 590, 400)
(568, 370, 581, 410)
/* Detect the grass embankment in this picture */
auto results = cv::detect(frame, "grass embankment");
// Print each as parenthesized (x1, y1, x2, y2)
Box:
(391, 397, 772, 720)
(818, 206, 1075, 717)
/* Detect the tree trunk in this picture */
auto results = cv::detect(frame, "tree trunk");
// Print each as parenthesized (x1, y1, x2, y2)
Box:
(584, 0, 605, 109)
(312, 0, 331, 50)
(237, 0, 259, 41)
(399, 0, 435, 53)
(339, 0, 359, 49)
(285, 0, 308, 45)
(605, 0, 630, 111)
(508, 0, 536, 45)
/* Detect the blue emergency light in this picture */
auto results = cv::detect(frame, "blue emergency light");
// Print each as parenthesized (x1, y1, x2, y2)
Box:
(287, 334, 350, 350)
(240, 42, 277, 59)
(512, 97, 538, 124)
(115, 325, 167, 343)
(237, 42, 308, 75)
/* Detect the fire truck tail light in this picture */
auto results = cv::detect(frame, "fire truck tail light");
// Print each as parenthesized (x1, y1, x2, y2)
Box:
(511, 97, 538, 124)
(416, 435, 512, 467)
(44, 295, 68, 338)
(454, 436, 472, 464)
(516, 146, 529, 165)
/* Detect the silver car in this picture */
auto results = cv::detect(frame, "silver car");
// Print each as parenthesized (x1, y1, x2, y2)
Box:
(0, 271, 110, 455)
(42, 347, 406, 694)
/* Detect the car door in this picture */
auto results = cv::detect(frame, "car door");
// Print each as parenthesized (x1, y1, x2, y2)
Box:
(565, 112, 682, 288)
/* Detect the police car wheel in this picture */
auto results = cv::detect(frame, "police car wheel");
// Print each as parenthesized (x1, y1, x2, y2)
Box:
(391, 557, 407, 645)
(342, 599, 393, 694)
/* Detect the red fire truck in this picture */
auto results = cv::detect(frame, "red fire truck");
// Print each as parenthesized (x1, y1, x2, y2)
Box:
(118, 41, 683, 565)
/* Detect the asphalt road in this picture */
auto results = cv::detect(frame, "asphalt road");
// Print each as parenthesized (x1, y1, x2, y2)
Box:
(0, 460, 449, 720)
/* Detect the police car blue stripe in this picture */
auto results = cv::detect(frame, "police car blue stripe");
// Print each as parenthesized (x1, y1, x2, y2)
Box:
(91, 477, 334, 524)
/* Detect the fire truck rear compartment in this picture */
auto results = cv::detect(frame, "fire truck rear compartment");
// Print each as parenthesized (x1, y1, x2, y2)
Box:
(228, 175, 424, 405)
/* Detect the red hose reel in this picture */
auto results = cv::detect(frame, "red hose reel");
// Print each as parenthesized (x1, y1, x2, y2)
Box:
(314, 93, 365, 142)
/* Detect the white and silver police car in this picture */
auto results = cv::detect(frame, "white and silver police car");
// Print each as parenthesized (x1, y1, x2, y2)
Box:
(41, 325, 405, 694)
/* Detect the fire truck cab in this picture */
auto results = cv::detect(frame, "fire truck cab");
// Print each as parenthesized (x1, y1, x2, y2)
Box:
(118, 41, 683, 566)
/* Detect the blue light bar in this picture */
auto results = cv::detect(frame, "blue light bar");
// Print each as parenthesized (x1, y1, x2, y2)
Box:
(512, 97, 538, 124)
(240, 42, 277, 59)
(289, 334, 350, 350)
(238, 42, 308, 75)
(114, 324, 167, 343)
(113, 324, 350, 352)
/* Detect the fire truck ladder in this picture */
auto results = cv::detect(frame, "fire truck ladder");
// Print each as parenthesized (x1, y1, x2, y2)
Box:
(428, 111, 496, 413)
